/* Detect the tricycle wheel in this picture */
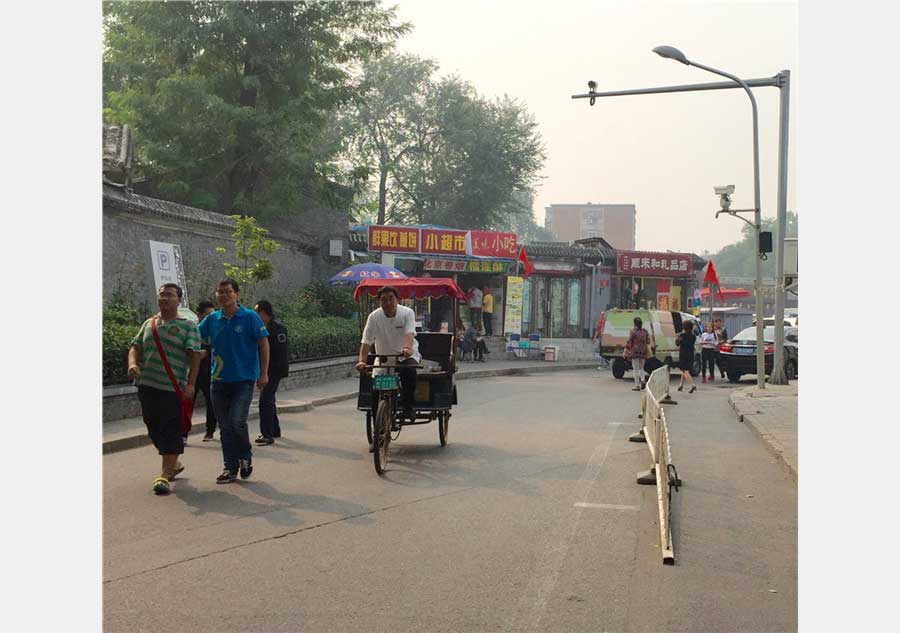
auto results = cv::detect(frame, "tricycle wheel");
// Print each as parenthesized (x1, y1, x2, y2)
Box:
(373, 399, 391, 475)
(438, 411, 450, 446)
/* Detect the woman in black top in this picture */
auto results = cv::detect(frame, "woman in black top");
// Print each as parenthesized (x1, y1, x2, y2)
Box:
(676, 321, 697, 393)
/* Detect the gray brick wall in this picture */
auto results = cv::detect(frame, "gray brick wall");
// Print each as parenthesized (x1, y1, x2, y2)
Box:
(102, 187, 351, 308)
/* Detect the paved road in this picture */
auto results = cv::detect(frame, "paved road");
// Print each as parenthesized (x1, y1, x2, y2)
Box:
(104, 370, 796, 632)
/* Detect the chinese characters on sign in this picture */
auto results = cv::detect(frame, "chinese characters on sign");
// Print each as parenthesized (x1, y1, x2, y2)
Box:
(423, 258, 509, 274)
(615, 251, 693, 277)
(467, 230, 518, 258)
(421, 229, 468, 255)
(367, 225, 420, 253)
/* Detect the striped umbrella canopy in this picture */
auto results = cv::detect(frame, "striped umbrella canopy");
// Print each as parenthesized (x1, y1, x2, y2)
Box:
(327, 263, 408, 287)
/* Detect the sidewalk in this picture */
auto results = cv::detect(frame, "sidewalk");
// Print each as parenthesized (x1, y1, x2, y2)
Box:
(103, 358, 597, 454)
(728, 381, 798, 481)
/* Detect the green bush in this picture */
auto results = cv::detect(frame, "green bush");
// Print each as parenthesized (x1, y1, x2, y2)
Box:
(274, 282, 356, 321)
(281, 316, 358, 361)
(104, 321, 140, 386)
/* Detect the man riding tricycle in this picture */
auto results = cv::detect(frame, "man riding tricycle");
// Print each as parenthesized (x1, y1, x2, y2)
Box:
(353, 278, 465, 475)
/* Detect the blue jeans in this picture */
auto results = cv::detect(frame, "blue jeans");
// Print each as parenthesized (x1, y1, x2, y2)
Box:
(210, 380, 255, 471)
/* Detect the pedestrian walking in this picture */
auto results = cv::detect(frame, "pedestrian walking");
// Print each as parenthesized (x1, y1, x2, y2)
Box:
(467, 286, 483, 333)
(625, 316, 651, 391)
(676, 321, 697, 393)
(592, 312, 607, 370)
(198, 279, 270, 484)
(713, 317, 729, 379)
(127, 283, 202, 495)
(194, 300, 219, 441)
(482, 287, 494, 336)
(253, 300, 289, 445)
(699, 322, 718, 383)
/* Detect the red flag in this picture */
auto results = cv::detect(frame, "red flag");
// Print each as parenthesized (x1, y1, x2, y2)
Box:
(517, 246, 535, 279)
(703, 260, 720, 286)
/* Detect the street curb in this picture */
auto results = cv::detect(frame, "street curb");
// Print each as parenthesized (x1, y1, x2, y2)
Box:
(728, 391, 797, 483)
(103, 363, 596, 455)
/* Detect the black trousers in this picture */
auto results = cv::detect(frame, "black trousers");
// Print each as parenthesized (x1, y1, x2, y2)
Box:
(258, 375, 282, 439)
(397, 357, 417, 408)
(701, 348, 716, 377)
(483, 312, 493, 335)
(475, 339, 488, 360)
(193, 365, 218, 433)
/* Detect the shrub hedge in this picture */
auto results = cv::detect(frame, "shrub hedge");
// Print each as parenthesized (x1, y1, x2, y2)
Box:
(102, 314, 359, 386)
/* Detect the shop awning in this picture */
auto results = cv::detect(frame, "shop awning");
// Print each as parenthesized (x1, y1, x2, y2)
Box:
(699, 287, 753, 299)
(353, 277, 468, 301)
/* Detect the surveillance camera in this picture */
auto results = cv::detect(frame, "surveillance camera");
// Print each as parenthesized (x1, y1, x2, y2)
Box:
(587, 80, 597, 93)
(713, 185, 735, 195)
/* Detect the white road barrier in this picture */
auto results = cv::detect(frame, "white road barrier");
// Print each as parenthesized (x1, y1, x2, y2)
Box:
(638, 365, 680, 564)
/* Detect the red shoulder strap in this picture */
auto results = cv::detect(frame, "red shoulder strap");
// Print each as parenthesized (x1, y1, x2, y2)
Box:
(151, 317, 183, 400)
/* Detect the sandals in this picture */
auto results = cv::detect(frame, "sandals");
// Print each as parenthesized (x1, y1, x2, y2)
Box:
(152, 476, 171, 495)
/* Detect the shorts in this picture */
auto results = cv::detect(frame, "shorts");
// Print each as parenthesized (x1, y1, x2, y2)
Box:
(137, 385, 185, 456)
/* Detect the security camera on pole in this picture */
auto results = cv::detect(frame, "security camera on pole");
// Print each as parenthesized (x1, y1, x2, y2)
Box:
(713, 184, 766, 389)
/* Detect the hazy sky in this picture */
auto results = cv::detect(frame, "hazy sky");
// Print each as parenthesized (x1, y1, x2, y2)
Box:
(390, 0, 799, 254)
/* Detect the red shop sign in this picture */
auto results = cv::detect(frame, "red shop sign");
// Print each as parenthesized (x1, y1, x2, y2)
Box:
(616, 251, 693, 277)
(367, 225, 420, 253)
(421, 228, 468, 255)
(468, 230, 518, 258)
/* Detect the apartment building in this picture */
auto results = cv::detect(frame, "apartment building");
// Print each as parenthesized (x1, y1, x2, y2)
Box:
(544, 203, 636, 250)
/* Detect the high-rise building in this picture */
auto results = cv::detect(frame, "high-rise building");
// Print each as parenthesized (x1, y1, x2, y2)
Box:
(544, 203, 636, 250)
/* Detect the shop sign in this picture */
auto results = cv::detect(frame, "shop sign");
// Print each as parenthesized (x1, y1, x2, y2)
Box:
(467, 230, 518, 258)
(367, 225, 420, 253)
(421, 228, 468, 255)
(423, 257, 467, 273)
(616, 250, 693, 277)
(424, 257, 509, 274)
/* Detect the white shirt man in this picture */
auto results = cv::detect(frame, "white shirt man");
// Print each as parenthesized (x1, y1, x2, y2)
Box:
(356, 286, 420, 422)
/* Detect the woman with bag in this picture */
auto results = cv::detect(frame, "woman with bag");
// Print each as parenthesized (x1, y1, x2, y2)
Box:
(625, 316, 652, 391)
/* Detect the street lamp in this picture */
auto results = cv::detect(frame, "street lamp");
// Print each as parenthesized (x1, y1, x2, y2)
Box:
(654, 45, 766, 390)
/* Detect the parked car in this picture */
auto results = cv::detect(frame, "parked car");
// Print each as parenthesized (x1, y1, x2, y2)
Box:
(753, 316, 797, 327)
(718, 326, 798, 383)
(599, 309, 702, 379)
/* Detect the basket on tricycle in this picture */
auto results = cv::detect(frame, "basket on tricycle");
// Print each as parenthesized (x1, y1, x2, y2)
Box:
(353, 278, 465, 474)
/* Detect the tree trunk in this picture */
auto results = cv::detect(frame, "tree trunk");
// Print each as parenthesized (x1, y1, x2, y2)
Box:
(377, 166, 388, 225)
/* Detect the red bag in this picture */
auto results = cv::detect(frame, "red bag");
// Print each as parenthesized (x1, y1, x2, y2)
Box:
(151, 317, 194, 435)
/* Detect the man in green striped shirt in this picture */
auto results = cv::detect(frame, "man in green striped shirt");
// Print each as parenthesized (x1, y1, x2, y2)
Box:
(127, 283, 202, 495)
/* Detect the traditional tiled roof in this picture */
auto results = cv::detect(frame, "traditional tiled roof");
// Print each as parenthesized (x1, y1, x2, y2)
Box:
(523, 241, 612, 263)
(103, 185, 319, 249)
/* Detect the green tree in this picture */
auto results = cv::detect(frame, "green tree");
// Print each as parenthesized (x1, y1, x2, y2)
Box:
(103, 1, 408, 215)
(338, 70, 546, 229)
(404, 77, 546, 229)
(216, 215, 280, 300)
(337, 53, 439, 225)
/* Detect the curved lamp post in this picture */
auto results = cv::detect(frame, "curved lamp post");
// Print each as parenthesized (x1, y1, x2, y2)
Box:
(653, 45, 766, 390)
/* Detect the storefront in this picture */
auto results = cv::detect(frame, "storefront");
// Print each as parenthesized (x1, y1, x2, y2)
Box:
(355, 224, 519, 333)
(511, 241, 612, 338)
(608, 250, 706, 312)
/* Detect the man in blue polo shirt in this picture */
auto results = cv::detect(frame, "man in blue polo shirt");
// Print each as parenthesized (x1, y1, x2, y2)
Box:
(199, 278, 270, 484)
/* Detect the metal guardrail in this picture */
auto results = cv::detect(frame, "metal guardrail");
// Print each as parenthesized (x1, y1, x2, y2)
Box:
(638, 365, 680, 565)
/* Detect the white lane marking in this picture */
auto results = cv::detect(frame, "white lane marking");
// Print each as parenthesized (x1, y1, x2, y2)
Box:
(511, 435, 617, 632)
(574, 502, 639, 511)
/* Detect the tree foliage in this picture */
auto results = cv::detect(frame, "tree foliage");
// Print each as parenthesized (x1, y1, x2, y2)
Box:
(338, 57, 546, 229)
(703, 211, 799, 277)
(102, 1, 408, 215)
(215, 215, 280, 300)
